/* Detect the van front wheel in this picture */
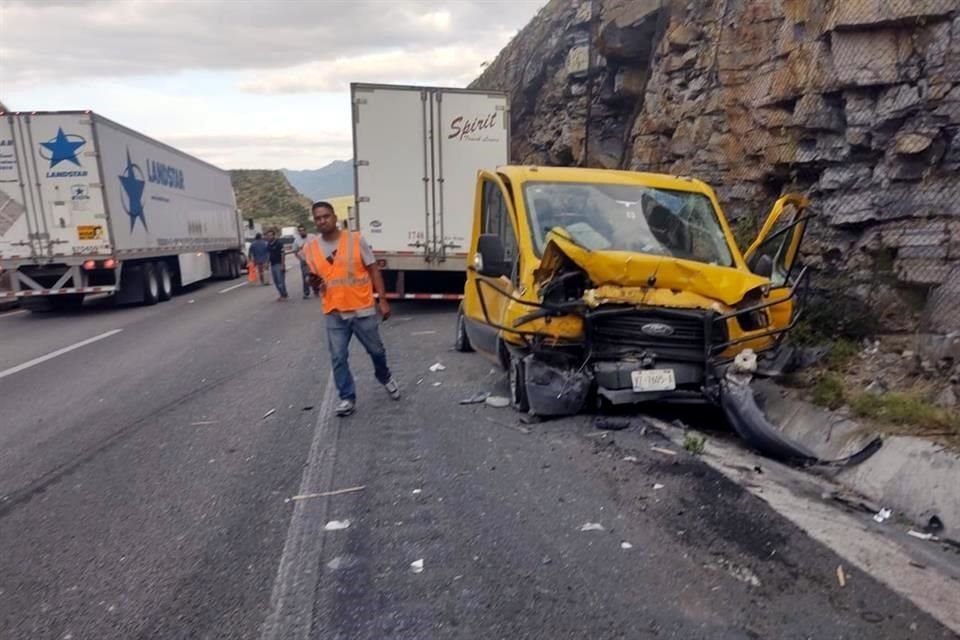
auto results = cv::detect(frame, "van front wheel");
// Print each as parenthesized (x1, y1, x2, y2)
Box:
(509, 355, 529, 413)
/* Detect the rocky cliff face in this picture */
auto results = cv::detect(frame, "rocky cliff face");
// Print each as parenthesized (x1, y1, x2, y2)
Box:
(472, 0, 960, 333)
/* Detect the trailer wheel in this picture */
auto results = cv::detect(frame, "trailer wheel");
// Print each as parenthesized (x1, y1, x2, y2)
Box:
(143, 263, 160, 306)
(509, 355, 529, 413)
(231, 256, 241, 279)
(454, 305, 473, 352)
(158, 263, 173, 301)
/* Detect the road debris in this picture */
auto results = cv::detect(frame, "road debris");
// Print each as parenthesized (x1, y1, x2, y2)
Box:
(623, 456, 638, 462)
(872, 508, 892, 524)
(412, 330, 437, 336)
(262, 409, 276, 420)
(594, 417, 630, 431)
(191, 421, 218, 426)
(429, 362, 446, 372)
(432, 382, 442, 387)
(907, 530, 937, 541)
(186, 299, 195, 304)
(485, 417, 532, 434)
(485, 395, 510, 408)
(651, 446, 678, 457)
(416, 378, 424, 385)
(410, 559, 424, 574)
(621, 541, 633, 550)
(288, 486, 366, 502)
(301, 406, 314, 411)
(460, 391, 490, 405)
(653, 483, 665, 490)
(579, 522, 605, 532)
(412, 489, 422, 495)
(836, 565, 846, 587)
(323, 520, 351, 531)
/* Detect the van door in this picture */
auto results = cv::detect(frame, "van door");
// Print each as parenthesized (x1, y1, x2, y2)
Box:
(744, 194, 811, 331)
(463, 172, 521, 358)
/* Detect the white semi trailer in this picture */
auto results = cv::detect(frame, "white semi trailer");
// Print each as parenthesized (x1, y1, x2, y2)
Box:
(0, 110, 244, 310)
(350, 83, 510, 300)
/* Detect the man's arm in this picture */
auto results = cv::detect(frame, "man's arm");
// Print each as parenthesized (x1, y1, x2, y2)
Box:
(360, 236, 390, 319)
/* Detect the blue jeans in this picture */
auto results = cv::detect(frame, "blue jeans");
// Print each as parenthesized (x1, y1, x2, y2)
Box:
(271, 263, 288, 298)
(326, 312, 392, 401)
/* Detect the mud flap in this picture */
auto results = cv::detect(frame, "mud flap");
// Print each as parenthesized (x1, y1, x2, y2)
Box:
(720, 378, 882, 466)
(524, 356, 591, 417)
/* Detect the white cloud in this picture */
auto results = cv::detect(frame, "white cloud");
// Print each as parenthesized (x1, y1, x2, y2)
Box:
(239, 45, 505, 94)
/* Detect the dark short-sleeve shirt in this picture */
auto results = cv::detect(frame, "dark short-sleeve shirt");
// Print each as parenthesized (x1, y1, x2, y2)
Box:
(267, 239, 285, 265)
(249, 239, 269, 262)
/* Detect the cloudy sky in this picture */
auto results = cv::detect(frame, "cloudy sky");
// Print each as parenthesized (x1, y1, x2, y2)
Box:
(0, 0, 544, 170)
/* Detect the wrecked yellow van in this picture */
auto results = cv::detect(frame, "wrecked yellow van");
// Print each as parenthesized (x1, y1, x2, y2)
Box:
(456, 166, 810, 420)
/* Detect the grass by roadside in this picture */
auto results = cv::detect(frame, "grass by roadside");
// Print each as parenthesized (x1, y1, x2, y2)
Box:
(794, 338, 959, 446)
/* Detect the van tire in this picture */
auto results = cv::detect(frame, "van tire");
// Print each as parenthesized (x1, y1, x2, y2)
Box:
(143, 263, 160, 306)
(509, 355, 529, 413)
(454, 305, 473, 352)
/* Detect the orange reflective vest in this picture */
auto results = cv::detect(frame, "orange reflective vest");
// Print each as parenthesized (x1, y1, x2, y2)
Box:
(303, 230, 374, 314)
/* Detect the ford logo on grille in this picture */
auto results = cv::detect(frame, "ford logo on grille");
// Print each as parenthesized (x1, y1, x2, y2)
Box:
(640, 322, 674, 337)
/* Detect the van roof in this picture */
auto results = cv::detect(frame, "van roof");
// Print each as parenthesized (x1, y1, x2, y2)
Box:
(495, 166, 713, 195)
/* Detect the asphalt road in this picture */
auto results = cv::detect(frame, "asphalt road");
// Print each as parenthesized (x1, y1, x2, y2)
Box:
(0, 270, 954, 639)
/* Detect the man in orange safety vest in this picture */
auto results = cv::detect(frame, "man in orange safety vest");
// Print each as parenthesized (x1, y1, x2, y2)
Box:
(303, 201, 400, 416)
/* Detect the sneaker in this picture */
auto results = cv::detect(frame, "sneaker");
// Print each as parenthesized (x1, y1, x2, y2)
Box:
(335, 399, 355, 416)
(384, 378, 401, 400)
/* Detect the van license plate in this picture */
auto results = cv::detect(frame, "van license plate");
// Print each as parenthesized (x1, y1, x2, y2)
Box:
(631, 369, 676, 392)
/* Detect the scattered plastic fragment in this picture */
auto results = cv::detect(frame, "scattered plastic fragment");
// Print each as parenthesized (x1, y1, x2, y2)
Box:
(412, 489, 422, 495)
(432, 382, 442, 387)
(651, 446, 678, 457)
(429, 363, 446, 372)
(412, 330, 437, 336)
(191, 421, 218, 426)
(623, 456, 638, 462)
(302, 406, 314, 411)
(187, 299, 195, 304)
(653, 483, 665, 490)
(410, 559, 424, 574)
(460, 392, 490, 405)
(579, 522, 605, 532)
(836, 565, 846, 587)
(621, 542, 633, 550)
(907, 530, 937, 541)
(288, 486, 365, 502)
(873, 508, 892, 523)
(262, 409, 276, 420)
(324, 520, 351, 531)
(485, 396, 510, 408)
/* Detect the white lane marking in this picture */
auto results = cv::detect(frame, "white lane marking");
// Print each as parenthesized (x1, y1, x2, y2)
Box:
(218, 282, 248, 294)
(260, 375, 338, 640)
(0, 329, 123, 380)
(0, 309, 28, 319)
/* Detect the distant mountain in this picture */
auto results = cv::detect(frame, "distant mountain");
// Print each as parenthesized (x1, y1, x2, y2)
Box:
(229, 170, 312, 229)
(283, 160, 353, 202)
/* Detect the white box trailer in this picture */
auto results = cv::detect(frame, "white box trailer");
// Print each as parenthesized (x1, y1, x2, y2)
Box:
(350, 83, 509, 300)
(0, 111, 244, 309)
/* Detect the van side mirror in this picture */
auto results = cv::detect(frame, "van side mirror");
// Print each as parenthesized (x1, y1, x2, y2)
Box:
(750, 253, 774, 278)
(476, 234, 510, 278)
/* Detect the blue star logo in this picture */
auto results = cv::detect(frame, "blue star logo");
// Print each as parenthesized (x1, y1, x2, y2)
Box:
(39, 127, 86, 168)
(118, 148, 148, 232)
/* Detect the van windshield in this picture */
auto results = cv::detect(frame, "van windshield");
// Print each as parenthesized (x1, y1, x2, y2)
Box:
(523, 182, 734, 267)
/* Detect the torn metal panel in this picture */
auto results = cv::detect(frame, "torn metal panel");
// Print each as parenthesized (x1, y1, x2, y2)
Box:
(523, 356, 591, 416)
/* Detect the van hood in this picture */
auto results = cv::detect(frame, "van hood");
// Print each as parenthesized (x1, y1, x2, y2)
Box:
(535, 233, 768, 308)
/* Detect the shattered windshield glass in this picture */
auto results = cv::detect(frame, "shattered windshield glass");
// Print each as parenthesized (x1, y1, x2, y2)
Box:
(523, 182, 734, 267)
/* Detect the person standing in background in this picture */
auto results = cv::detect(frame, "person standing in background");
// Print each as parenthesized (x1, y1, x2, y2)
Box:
(266, 229, 288, 301)
(248, 232, 271, 286)
(292, 224, 316, 300)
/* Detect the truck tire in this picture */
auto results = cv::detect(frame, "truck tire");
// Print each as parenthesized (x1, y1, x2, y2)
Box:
(454, 305, 473, 352)
(143, 263, 160, 306)
(158, 263, 173, 301)
(509, 355, 530, 413)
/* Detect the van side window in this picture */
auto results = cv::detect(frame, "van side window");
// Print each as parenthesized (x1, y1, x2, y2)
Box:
(481, 180, 518, 267)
